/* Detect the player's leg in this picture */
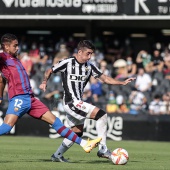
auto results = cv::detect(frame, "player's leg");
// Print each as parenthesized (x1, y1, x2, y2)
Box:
(41, 111, 101, 153)
(28, 97, 101, 154)
(0, 114, 18, 135)
(90, 107, 111, 159)
(72, 100, 110, 159)
(51, 124, 84, 162)
(50, 102, 86, 162)
(0, 94, 31, 135)
(0, 75, 14, 133)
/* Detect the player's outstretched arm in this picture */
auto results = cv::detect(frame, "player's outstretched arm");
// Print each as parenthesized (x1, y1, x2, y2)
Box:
(39, 68, 53, 92)
(99, 74, 136, 86)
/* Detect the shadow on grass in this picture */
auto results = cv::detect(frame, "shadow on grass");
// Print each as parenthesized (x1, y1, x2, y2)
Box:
(0, 159, 111, 164)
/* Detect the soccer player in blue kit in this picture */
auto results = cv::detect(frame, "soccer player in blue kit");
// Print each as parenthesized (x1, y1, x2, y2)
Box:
(0, 33, 102, 156)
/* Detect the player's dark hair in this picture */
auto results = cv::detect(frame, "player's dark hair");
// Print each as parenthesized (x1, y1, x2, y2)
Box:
(1, 33, 17, 49)
(77, 40, 95, 52)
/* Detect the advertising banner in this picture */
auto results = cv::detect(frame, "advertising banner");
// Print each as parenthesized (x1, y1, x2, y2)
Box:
(0, 0, 170, 20)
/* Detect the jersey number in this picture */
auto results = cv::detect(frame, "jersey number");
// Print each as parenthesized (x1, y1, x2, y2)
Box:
(14, 99, 23, 108)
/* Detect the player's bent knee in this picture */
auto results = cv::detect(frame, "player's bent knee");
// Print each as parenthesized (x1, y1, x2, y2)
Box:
(0, 123, 12, 135)
(94, 109, 106, 120)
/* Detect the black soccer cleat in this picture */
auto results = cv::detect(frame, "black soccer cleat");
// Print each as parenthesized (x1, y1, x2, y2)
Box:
(51, 154, 69, 163)
(97, 149, 112, 160)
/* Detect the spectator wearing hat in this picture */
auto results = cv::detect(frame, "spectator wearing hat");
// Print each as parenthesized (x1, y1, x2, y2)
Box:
(113, 59, 128, 80)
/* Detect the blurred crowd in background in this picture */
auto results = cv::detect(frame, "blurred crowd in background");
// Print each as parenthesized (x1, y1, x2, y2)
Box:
(1, 34, 170, 116)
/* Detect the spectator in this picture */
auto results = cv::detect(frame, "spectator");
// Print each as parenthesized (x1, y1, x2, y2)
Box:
(19, 36, 28, 53)
(160, 93, 170, 114)
(99, 60, 110, 76)
(135, 67, 152, 93)
(136, 50, 151, 72)
(82, 82, 93, 104)
(95, 49, 104, 65)
(29, 76, 40, 96)
(39, 43, 48, 60)
(55, 37, 65, 52)
(106, 91, 118, 113)
(66, 36, 77, 54)
(90, 77, 103, 103)
(113, 59, 128, 80)
(53, 44, 69, 65)
(28, 42, 40, 64)
(20, 52, 33, 76)
(129, 88, 147, 115)
(163, 53, 170, 80)
(149, 94, 163, 115)
(126, 56, 137, 77)
(94, 36, 103, 51)
(149, 49, 164, 73)
(116, 95, 129, 114)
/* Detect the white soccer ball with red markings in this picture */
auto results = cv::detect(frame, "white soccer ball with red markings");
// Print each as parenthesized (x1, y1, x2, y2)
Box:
(111, 148, 129, 165)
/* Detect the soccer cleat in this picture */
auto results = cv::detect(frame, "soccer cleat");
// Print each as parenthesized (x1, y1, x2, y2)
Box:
(83, 137, 102, 153)
(51, 154, 69, 163)
(97, 149, 112, 160)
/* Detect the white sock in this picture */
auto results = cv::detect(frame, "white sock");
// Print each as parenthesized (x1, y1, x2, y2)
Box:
(54, 138, 87, 158)
(54, 138, 74, 158)
(96, 114, 108, 151)
(80, 139, 87, 147)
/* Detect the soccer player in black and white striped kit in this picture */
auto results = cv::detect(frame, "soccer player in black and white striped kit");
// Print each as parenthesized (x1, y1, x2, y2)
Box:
(39, 40, 135, 162)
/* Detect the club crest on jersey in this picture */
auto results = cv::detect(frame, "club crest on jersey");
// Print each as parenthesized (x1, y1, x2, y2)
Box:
(85, 66, 90, 71)
(14, 107, 19, 112)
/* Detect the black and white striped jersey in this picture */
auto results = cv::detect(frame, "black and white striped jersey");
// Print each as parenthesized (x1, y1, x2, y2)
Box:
(52, 57, 103, 103)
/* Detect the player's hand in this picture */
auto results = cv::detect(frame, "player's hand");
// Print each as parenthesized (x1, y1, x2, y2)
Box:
(123, 77, 136, 85)
(39, 82, 47, 92)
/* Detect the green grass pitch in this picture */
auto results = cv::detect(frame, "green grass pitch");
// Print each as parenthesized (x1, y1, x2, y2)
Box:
(0, 136, 170, 170)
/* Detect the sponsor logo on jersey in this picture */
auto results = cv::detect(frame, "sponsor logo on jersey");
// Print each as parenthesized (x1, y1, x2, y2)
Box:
(70, 74, 86, 81)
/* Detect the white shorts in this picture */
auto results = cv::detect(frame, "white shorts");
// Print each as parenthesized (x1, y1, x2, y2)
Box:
(63, 99, 95, 127)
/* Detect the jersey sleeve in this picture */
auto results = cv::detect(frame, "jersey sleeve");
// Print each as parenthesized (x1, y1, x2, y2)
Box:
(52, 59, 68, 73)
(90, 63, 103, 78)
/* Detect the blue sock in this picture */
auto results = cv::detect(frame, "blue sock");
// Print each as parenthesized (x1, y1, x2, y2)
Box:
(52, 118, 82, 145)
(0, 123, 12, 135)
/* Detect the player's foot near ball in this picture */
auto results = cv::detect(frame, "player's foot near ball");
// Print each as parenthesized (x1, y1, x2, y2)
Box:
(51, 154, 69, 163)
(97, 149, 112, 160)
(83, 137, 102, 153)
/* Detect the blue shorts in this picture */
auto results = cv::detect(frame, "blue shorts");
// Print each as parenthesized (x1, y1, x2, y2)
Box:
(6, 94, 31, 118)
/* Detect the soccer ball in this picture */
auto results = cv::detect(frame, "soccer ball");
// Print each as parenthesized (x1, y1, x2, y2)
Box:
(111, 148, 129, 165)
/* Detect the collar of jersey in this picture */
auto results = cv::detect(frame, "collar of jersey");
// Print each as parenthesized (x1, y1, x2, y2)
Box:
(3, 52, 16, 59)
(73, 56, 85, 65)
